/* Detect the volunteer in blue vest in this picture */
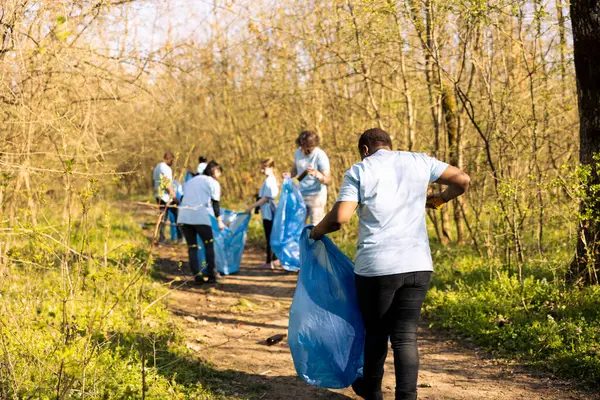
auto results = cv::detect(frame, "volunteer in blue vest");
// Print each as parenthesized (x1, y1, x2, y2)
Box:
(245, 157, 281, 269)
(178, 161, 226, 285)
(311, 128, 470, 400)
(152, 151, 178, 244)
(286, 131, 331, 224)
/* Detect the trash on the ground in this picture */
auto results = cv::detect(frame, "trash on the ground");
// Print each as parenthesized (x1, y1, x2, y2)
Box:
(265, 333, 286, 346)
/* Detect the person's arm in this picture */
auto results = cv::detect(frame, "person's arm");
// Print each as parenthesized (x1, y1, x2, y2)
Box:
(306, 152, 331, 185)
(306, 167, 331, 185)
(212, 199, 226, 230)
(282, 162, 298, 179)
(310, 201, 358, 240)
(166, 187, 177, 203)
(245, 196, 269, 213)
(211, 181, 225, 230)
(426, 165, 471, 208)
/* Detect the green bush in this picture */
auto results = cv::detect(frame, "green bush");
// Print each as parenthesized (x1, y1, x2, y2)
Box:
(424, 246, 600, 385)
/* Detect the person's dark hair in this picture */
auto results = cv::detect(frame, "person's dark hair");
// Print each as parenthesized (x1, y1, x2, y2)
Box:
(203, 160, 223, 177)
(297, 130, 320, 148)
(359, 128, 393, 151)
(199, 155, 207, 163)
(164, 151, 174, 160)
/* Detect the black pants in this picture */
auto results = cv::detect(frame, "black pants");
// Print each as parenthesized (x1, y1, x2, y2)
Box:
(180, 224, 216, 277)
(262, 219, 278, 264)
(355, 271, 432, 400)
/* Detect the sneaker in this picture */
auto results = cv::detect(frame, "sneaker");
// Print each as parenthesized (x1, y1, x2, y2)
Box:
(194, 275, 205, 285)
(259, 263, 275, 270)
(352, 378, 383, 400)
(207, 273, 222, 284)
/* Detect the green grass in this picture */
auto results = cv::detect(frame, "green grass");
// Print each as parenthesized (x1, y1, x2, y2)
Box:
(423, 241, 600, 386)
(0, 203, 263, 399)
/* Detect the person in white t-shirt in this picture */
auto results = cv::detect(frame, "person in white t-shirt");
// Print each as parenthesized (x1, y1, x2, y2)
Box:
(197, 156, 208, 175)
(285, 131, 331, 224)
(246, 157, 281, 269)
(311, 128, 470, 400)
(178, 160, 226, 284)
(152, 152, 178, 243)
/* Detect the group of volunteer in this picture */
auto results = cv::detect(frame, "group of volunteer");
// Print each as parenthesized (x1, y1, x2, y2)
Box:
(152, 128, 470, 400)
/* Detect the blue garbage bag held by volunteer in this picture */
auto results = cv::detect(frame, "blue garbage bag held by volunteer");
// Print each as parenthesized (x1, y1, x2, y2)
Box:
(270, 178, 306, 271)
(288, 226, 365, 389)
(197, 209, 251, 275)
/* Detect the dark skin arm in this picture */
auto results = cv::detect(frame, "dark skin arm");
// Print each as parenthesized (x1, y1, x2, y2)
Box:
(310, 201, 358, 240)
(426, 165, 471, 208)
(311, 166, 471, 239)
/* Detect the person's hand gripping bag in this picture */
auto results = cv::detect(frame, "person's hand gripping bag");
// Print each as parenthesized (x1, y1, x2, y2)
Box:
(288, 227, 365, 388)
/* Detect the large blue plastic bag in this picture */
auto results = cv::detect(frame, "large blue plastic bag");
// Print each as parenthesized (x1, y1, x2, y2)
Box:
(288, 227, 365, 389)
(197, 209, 251, 275)
(270, 178, 306, 271)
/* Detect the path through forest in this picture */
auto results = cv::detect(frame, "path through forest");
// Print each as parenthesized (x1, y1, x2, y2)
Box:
(133, 204, 595, 400)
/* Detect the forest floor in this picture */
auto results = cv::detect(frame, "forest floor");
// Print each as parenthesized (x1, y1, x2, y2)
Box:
(131, 202, 597, 400)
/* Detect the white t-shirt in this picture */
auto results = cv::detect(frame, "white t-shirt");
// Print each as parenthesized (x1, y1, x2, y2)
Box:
(177, 175, 221, 226)
(197, 162, 207, 175)
(259, 174, 279, 221)
(153, 162, 173, 202)
(294, 147, 330, 198)
(337, 150, 448, 277)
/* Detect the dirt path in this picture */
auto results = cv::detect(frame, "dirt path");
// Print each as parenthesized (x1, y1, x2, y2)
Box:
(132, 203, 596, 400)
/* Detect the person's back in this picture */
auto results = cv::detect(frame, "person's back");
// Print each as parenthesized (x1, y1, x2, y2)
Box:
(177, 161, 225, 285)
(311, 128, 470, 400)
(178, 175, 219, 226)
(346, 150, 447, 277)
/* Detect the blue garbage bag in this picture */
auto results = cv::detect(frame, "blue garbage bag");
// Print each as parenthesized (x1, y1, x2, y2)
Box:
(288, 226, 365, 389)
(184, 171, 196, 182)
(270, 178, 306, 271)
(197, 209, 251, 275)
(169, 180, 184, 240)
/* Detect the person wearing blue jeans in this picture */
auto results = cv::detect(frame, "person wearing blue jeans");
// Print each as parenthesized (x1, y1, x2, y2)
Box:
(311, 128, 470, 400)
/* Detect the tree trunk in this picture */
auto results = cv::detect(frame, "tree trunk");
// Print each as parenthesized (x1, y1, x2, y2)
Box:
(569, 0, 600, 284)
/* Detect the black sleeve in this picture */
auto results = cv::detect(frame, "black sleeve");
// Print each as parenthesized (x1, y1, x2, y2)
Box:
(212, 199, 221, 218)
